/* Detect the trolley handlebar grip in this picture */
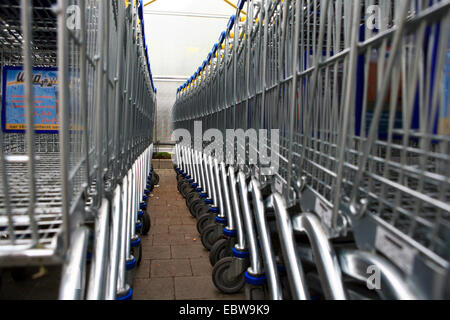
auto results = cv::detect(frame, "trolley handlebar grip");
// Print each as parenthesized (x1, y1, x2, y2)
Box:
(218, 31, 226, 45)
(212, 43, 219, 54)
(207, 52, 213, 62)
(227, 15, 236, 31)
(237, 0, 246, 11)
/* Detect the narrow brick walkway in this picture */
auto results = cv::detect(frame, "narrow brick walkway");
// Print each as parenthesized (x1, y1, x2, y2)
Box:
(133, 169, 245, 300)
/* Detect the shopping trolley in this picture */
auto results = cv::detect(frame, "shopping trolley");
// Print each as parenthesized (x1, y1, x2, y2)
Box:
(0, 0, 156, 300)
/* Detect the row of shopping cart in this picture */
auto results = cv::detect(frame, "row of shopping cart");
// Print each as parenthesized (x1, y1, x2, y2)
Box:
(173, 0, 450, 299)
(0, 0, 157, 299)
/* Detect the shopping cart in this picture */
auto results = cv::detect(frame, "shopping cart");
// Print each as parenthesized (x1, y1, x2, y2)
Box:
(0, 0, 156, 300)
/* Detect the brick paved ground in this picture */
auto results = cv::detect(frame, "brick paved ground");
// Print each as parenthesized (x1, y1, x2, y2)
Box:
(133, 169, 245, 300)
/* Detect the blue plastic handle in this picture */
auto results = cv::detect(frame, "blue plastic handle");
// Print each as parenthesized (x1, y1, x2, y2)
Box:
(202, 60, 206, 69)
(212, 43, 219, 54)
(197, 67, 202, 74)
(207, 52, 212, 61)
(218, 31, 226, 45)
(227, 15, 236, 31)
(237, 0, 246, 10)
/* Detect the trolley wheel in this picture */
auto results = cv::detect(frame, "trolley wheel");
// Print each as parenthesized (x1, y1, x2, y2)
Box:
(190, 199, 205, 218)
(186, 191, 200, 208)
(194, 203, 210, 221)
(180, 182, 193, 198)
(132, 240, 143, 266)
(210, 238, 231, 266)
(152, 172, 159, 186)
(201, 223, 220, 251)
(196, 212, 214, 234)
(212, 257, 245, 294)
(141, 211, 151, 235)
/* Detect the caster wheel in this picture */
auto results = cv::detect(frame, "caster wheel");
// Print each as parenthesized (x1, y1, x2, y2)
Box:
(189, 198, 203, 218)
(141, 211, 151, 235)
(212, 257, 245, 294)
(180, 182, 193, 198)
(186, 191, 200, 208)
(210, 238, 231, 266)
(152, 172, 159, 185)
(132, 240, 143, 266)
(201, 224, 221, 251)
(194, 203, 210, 221)
(196, 212, 214, 234)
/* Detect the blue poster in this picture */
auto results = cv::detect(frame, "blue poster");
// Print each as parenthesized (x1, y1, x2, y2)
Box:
(1, 66, 58, 133)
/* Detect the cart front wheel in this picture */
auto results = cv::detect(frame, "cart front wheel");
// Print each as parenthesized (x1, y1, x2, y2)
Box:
(212, 257, 245, 294)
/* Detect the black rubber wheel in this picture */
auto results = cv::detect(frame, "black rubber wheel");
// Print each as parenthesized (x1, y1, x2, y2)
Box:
(180, 182, 193, 198)
(194, 204, 210, 221)
(212, 257, 245, 294)
(186, 191, 200, 208)
(141, 211, 151, 235)
(201, 223, 220, 251)
(210, 238, 231, 266)
(188, 198, 203, 218)
(134, 241, 142, 266)
(196, 212, 214, 234)
(152, 172, 159, 185)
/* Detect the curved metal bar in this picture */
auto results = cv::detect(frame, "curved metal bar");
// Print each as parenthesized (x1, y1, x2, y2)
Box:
(106, 185, 123, 300)
(238, 171, 262, 275)
(87, 198, 111, 300)
(221, 162, 235, 230)
(272, 193, 309, 300)
(337, 248, 419, 300)
(292, 212, 346, 300)
(214, 158, 226, 218)
(59, 227, 89, 300)
(117, 175, 129, 295)
(228, 166, 246, 250)
(250, 179, 283, 300)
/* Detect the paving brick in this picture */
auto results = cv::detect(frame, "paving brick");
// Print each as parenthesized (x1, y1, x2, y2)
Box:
(182, 217, 196, 225)
(152, 232, 186, 245)
(190, 258, 213, 276)
(133, 278, 175, 300)
(171, 245, 209, 259)
(142, 245, 171, 259)
(151, 259, 192, 278)
(169, 225, 194, 233)
(135, 259, 151, 279)
(174, 276, 228, 300)
(149, 224, 169, 234)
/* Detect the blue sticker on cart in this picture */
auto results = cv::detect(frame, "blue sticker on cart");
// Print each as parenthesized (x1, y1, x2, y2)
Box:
(2, 66, 59, 133)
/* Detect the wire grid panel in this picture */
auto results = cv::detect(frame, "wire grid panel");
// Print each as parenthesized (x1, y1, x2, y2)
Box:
(336, 1, 450, 274)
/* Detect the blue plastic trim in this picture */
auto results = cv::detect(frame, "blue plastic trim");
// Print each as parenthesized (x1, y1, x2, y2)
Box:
(245, 271, 266, 286)
(138, 210, 144, 218)
(215, 216, 227, 224)
(212, 43, 219, 54)
(200, 193, 207, 198)
(223, 228, 237, 237)
(209, 207, 219, 214)
(126, 257, 137, 270)
(116, 288, 133, 301)
(192, 183, 198, 188)
(195, 187, 202, 192)
(131, 237, 141, 248)
(205, 199, 213, 205)
(140, 203, 147, 210)
(227, 15, 236, 31)
(277, 264, 287, 273)
(186, 175, 191, 179)
(237, 0, 247, 10)
(188, 179, 194, 184)
(135, 223, 142, 232)
(207, 52, 212, 62)
(232, 247, 249, 259)
(219, 31, 226, 45)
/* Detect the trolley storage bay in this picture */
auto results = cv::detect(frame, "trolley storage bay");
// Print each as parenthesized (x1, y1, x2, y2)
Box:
(173, 0, 450, 300)
(0, 0, 158, 299)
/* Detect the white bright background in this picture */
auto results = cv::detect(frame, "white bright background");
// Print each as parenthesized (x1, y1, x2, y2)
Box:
(143, 0, 237, 143)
